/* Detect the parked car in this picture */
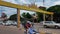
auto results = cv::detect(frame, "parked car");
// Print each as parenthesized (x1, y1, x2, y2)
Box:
(2, 23, 6, 25)
(5, 22, 11, 26)
(11, 21, 17, 26)
(0, 21, 3, 25)
(41, 21, 60, 28)
(5, 21, 12, 26)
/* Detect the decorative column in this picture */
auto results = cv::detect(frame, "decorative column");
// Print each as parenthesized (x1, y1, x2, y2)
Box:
(43, 14, 45, 21)
(17, 8, 20, 28)
(51, 14, 53, 21)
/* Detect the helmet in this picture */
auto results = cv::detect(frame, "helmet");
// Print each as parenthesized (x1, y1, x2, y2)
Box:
(27, 21, 31, 24)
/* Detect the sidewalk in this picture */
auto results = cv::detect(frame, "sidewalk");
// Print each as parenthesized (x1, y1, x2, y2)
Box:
(0, 25, 24, 34)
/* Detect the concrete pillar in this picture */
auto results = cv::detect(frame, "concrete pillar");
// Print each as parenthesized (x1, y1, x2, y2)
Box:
(43, 14, 45, 21)
(17, 8, 20, 28)
(51, 14, 53, 21)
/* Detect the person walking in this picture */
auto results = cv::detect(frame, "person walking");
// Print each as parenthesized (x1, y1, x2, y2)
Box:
(25, 21, 38, 34)
(1, 13, 7, 25)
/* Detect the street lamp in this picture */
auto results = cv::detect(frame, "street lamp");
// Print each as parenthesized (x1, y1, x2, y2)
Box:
(42, 0, 46, 21)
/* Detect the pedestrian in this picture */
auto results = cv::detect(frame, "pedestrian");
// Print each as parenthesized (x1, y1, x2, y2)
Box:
(1, 13, 7, 23)
(27, 27, 38, 34)
(24, 21, 32, 34)
(25, 21, 38, 34)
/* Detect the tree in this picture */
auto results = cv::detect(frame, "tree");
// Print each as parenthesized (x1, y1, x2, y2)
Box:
(47, 5, 60, 13)
(26, 13, 32, 19)
(1, 13, 7, 23)
(36, 6, 46, 22)
(47, 5, 60, 23)
(21, 12, 32, 21)
(9, 14, 17, 21)
(22, 13, 26, 18)
(39, 6, 46, 11)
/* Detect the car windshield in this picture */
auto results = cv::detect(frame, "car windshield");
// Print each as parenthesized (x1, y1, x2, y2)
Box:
(45, 21, 53, 23)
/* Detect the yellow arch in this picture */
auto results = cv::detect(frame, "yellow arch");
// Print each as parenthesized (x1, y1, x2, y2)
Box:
(0, 1, 53, 14)
(0, 0, 54, 28)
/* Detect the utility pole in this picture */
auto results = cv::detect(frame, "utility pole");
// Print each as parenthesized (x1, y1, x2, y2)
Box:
(43, 0, 46, 21)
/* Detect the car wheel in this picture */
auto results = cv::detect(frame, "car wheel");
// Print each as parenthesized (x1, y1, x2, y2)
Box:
(55, 26, 59, 29)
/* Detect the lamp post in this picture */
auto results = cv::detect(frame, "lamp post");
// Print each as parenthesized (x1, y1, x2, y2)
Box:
(43, 0, 46, 21)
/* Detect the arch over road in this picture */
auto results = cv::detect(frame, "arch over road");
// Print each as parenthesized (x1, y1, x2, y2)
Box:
(0, 0, 54, 28)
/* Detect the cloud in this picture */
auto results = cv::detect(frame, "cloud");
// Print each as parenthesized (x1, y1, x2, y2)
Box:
(20, 10, 35, 15)
(35, 2, 43, 7)
(19, 0, 30, 4)
(54, 1, 60, 5)
(1, 0, 60, 18)
(2, 0, 18, 4)
(35, 0, 53, 8)
(2, 0, 31, 5)
(3, 8, 17, 18)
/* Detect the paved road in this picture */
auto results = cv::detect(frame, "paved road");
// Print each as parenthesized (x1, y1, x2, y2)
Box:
(34, 23, 60, 34)
(0, 25, 24, 34)
(0, 23, 60, 34)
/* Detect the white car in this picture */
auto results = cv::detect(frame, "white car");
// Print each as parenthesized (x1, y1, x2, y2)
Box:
(2, 23, 6, 25)
(5, 21, 12, 26)
(11, 22, 17, 26)
(0, 21, 3, 25)
(5, 22, 11, 26)
(41, 21, 60, 28)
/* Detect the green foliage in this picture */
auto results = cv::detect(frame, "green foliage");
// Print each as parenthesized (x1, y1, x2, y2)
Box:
(22, 13, 26, 18)
(47, 5, 60, 22)
(47, 5, 60, 13)
(36, 12, 43, 22)
(26, 13, 32, 19)
(9, 14, 17, 21)
(39, 6, 46, 11)
(21, 12, 33, 22)
(36, 6, 46, 22)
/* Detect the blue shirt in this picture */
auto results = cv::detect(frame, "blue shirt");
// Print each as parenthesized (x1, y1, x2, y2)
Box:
(28, 27, 37, 34)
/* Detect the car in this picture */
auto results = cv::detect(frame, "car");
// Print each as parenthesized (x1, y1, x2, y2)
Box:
(0, 21, 3, 25)
(11, 21, 17, 26)
(2, 23, 6, 25)
(41, 21, 60, 28)
(5, 21, 12, 26)
(5, 22, 11, 26)
(0, 19, 3, 25)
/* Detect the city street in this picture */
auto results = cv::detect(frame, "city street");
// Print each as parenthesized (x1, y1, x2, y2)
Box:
(0, 23, 60, 34)
(0, 0, 60, 34)
(0, 25, 24, 34)
(34, 23, 60, 34)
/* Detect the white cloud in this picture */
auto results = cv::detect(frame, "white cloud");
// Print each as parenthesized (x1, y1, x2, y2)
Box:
(1, 7, 17, 18)
(46, 0, 60, 8)
(2, 0, 60, 17)
(35, 0, 53, 8)
(2, 0, 31, 5)
(2, 0, 18, 4)
(19, 0, 30, 4)
(35, 2, 43, 7)
(54, 1, 60, 5)
(20, 10, 35, 15)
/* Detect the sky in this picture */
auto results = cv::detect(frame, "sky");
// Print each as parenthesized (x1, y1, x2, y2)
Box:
(0, 0, 60, 18)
